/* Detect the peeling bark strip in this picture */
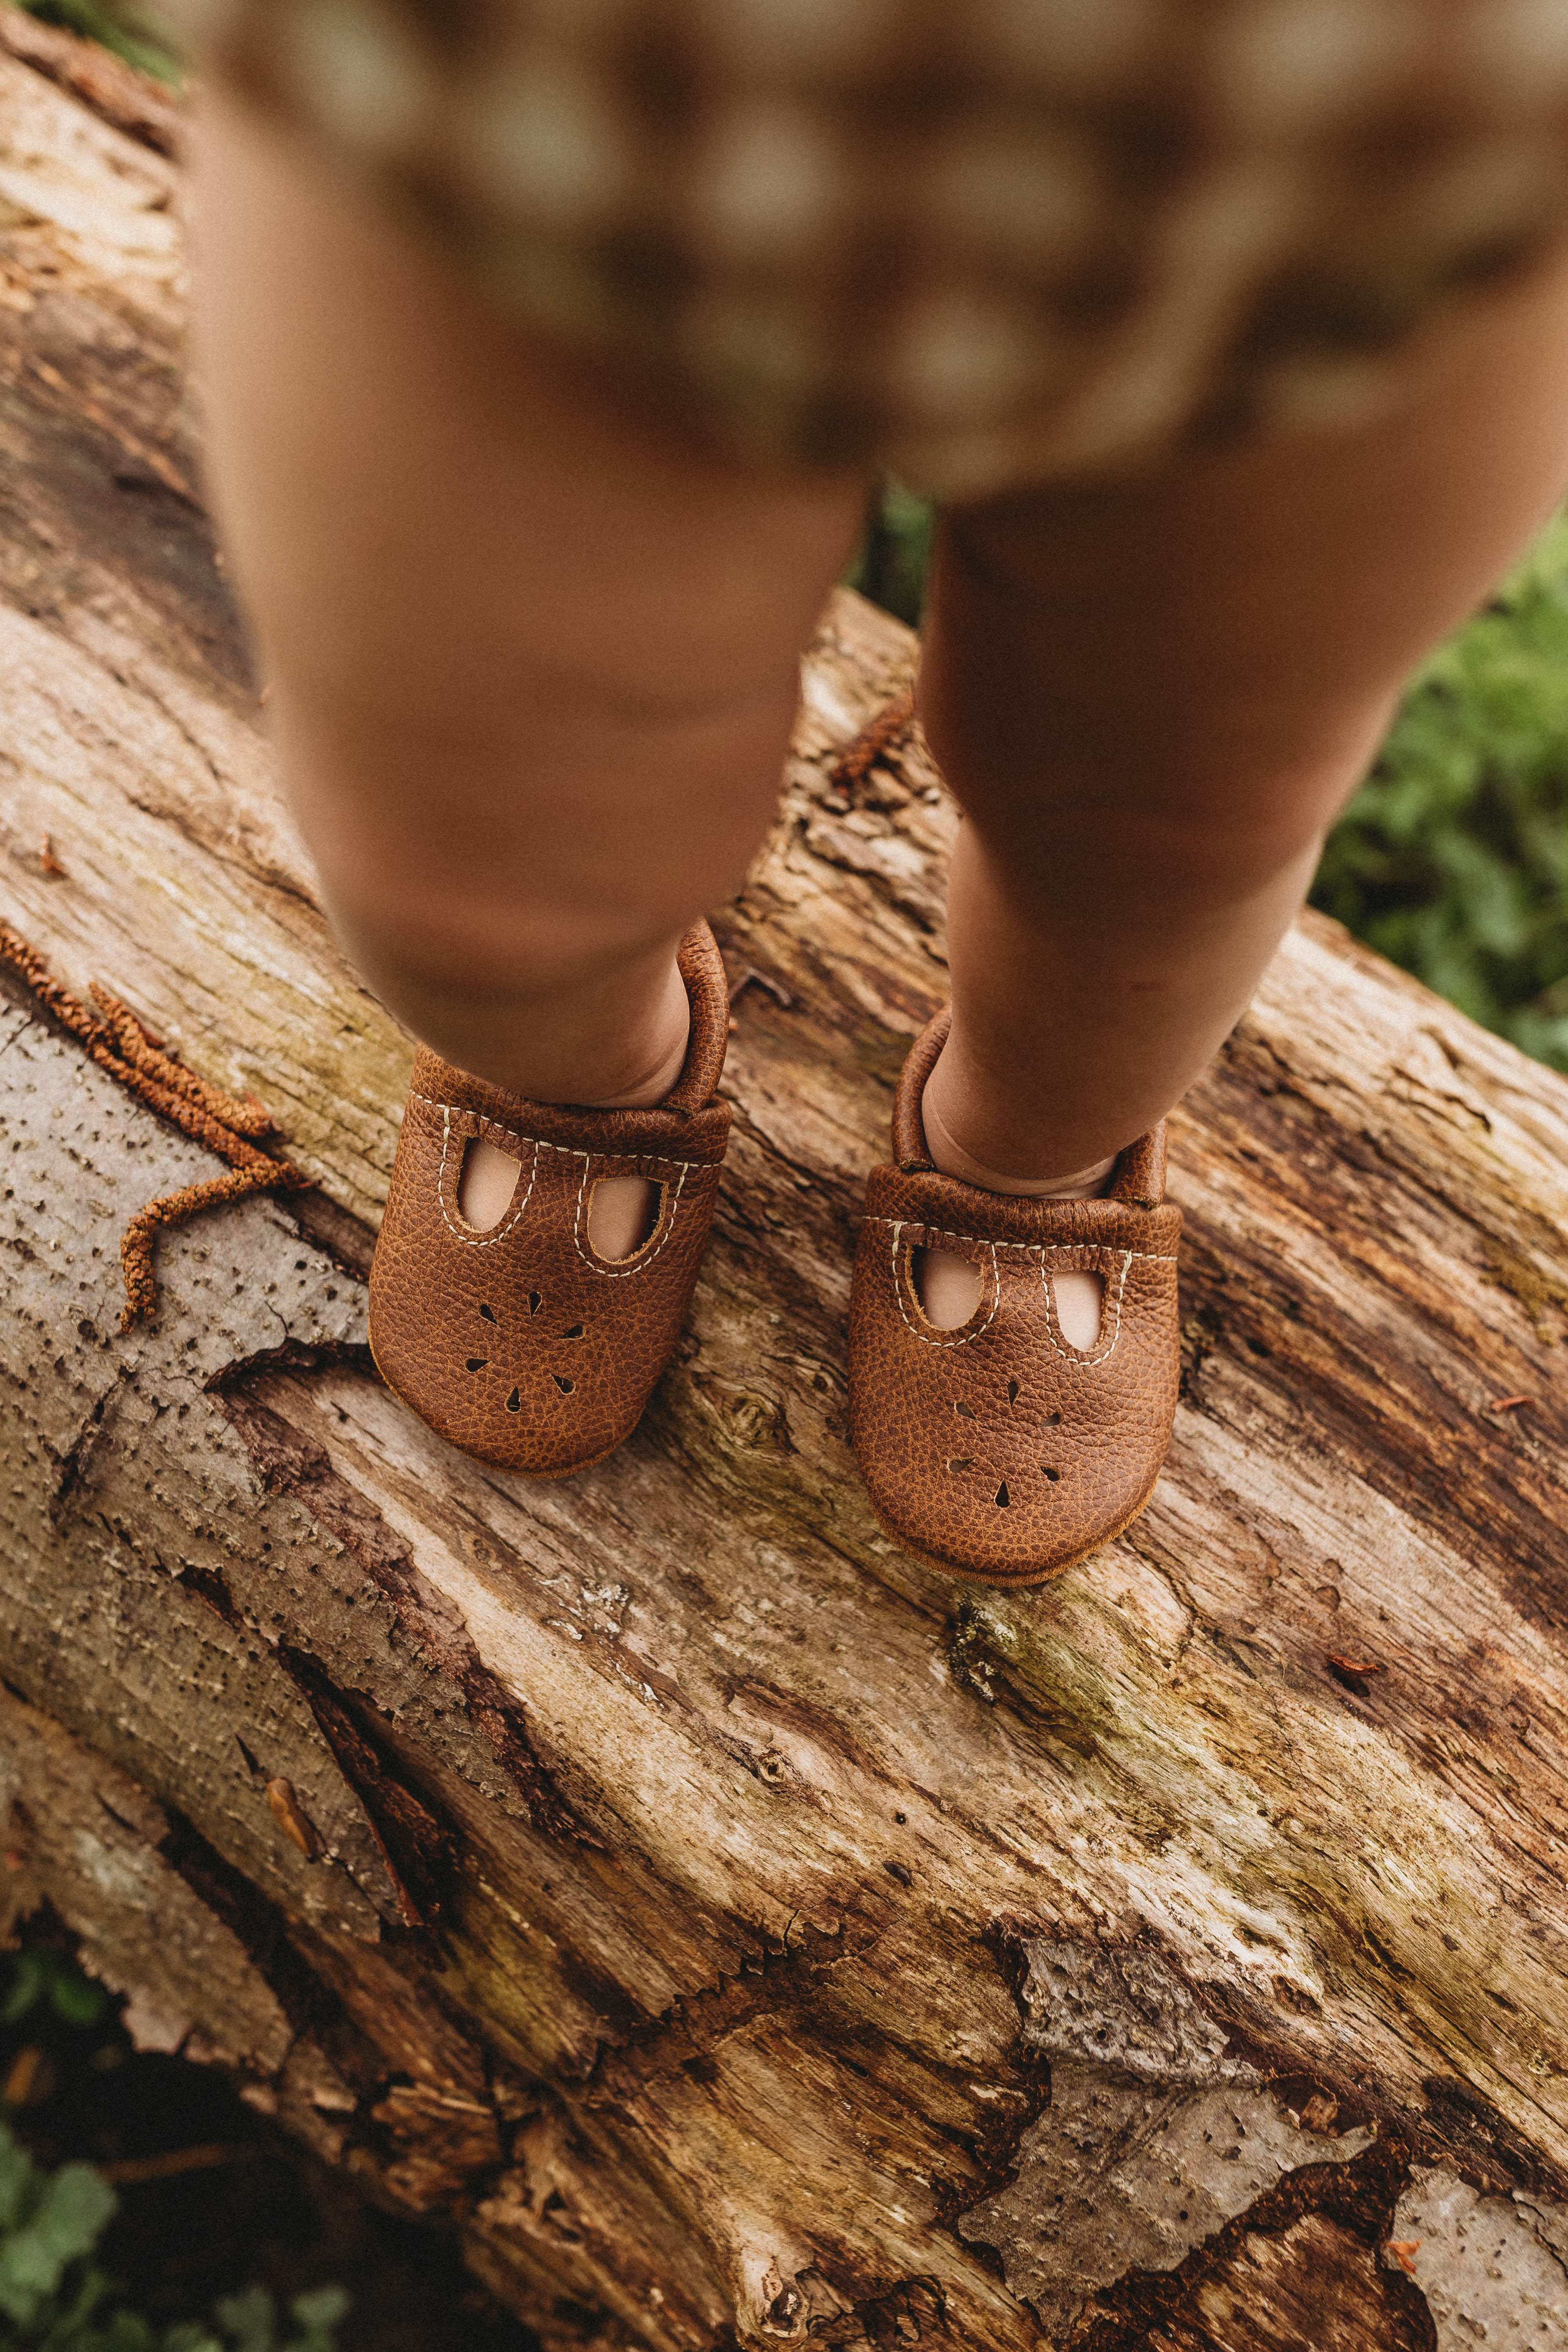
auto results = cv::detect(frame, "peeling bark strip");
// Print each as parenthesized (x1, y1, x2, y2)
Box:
(5, 46, 1568, 2352)
(1385, 2170, 1568, 2349)
(959, 1940, 1376, 2341)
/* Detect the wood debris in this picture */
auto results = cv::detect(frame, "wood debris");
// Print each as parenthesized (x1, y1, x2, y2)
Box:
(0, 923, 311, 1329)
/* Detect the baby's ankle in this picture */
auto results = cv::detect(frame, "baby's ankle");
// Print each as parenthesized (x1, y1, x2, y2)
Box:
(915, 1048, 1116, 1342)
(457, 959, 689, 1237)
(585, 1013, 689, 1110)
(920, 1073, 1116, 1201)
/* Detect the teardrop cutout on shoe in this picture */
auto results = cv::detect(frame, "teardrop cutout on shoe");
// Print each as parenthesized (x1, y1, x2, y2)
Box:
(913, 1245, 983, 1329)
(1053, 1270, 1104, 1349)
(458, 1137, 522, 1231)
(588, 1175, 662, 1261)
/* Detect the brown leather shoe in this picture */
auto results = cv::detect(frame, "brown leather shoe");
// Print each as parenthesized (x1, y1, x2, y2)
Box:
(368, 923, 731, 1477)
(848, 1012, 1182, 1585)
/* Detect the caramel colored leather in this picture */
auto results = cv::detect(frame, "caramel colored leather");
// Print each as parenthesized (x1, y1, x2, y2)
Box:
(850, 1011, 1182, 1585)
(368, 923, 731, 1477)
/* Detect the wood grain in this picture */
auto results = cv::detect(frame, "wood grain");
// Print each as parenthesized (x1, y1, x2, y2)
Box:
(2, 42, 1567, 2352)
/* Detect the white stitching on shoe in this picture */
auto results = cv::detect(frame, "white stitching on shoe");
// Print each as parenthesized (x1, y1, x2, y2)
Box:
(427, 1093, 706, 1271)
(887, 1221, 1002, 1349)
(862, 1213, 1176, 1264)
(572, 1159, 691, 1279)
(875, 1222, 1155, 1367)
(1035, 1247, 1131, 1368)
(436, 1107, 541, 1249)
(409, 1090, 707, 1170)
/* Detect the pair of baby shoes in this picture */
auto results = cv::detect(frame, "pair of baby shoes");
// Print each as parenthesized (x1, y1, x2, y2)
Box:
(367, 920, 1181, 1586)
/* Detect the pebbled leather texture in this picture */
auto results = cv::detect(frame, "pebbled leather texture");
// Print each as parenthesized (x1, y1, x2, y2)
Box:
(849, 1009, 1182, 1586)
(368, 922, 731, 1477)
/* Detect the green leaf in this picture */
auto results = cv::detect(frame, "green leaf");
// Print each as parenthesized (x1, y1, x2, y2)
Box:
(1311, 498, 1568, 1074)
(30, 2162, 119, 2268)
(2, 1955, 46, 2026)
(0, 2124, 39, 2229)
(36, 2255, 116, 2348)
(49, 1971, 108, 2031)
(284, 2284, 349, 2350)
(287, 2289, 349, 2330)
(213, 2285, 280, 2352)
(105, 2313, 160, 2351)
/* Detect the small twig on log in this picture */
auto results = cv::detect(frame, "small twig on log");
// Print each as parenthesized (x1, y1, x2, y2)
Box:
(2, 2046, 47, 2107)
(97, 2145, 252, 2187)
(826, 688, 916, 796)
(1489, 1393, 1537, 1413)
(266, 1776, 325, 1861)
(0, 924, 312, 1330)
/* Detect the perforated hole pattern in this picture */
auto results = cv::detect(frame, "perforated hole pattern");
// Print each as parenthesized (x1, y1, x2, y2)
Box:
(945, 1379, 1068, 1505)
(468, 1301, 584, 1409)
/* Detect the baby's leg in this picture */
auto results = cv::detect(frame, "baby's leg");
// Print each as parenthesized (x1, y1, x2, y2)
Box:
(915, 245, 1568, 1334)
(190, 90, 867, 1256)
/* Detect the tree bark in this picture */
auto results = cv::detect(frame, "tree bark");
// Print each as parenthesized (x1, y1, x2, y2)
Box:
(3, 40, 1568, 2352)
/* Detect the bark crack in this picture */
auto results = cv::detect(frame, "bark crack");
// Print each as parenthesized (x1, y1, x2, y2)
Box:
(212, 1384, 589, 1846)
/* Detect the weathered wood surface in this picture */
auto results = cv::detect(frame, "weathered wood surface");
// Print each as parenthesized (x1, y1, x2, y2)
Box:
(3, 41, 1568, 2352)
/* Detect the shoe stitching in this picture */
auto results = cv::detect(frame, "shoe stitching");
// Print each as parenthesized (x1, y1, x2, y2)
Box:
(436, 1109, 541, 1250)
(572, 1158, 691, 1279)
(887, 1221, 1002, 1350)
(879, 1221, 1145, 1367)
(863, 1213, 1176, 1265)
(1035, 1246, 1131, 1368)
(409, 1090, 708, 1171)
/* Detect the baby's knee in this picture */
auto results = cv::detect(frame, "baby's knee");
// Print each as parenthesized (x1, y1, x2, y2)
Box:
(322, 865, 682, 1012)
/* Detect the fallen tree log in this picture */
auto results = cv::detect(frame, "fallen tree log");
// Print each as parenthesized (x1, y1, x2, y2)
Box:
(3, 37, 1568, 2352)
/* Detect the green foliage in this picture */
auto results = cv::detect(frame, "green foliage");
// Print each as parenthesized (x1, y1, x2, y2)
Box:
(842, 480, 935, 631)
(1311, 510, 1568, 1072)
(3, 1, 182, 86)
(1, 1956, 106, 2036)
(0, 2129, 117, 2336)
(0, 2128, 347, 2352)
